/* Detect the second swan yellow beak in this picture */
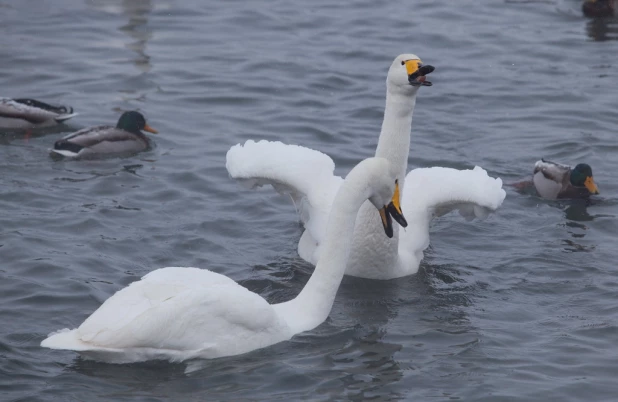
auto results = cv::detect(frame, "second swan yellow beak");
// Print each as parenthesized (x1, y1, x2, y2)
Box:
(379, 180, 408, 238)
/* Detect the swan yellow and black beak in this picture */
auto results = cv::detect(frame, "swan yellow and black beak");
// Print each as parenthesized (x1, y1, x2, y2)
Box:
(379, 181, 408, 238)
(584, 176, 599, 195)
(405, 59, 435, 87)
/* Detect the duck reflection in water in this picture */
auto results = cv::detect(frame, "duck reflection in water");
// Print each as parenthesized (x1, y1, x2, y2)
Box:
(583, 0, 618, 41)
(561, 199, 600, 253)
(586, 17, 618, 41)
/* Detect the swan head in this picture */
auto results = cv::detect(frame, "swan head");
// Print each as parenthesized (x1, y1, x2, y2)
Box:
(376, 179, 408, 238)
(387, 54, 435, 95)
(361, 158, 408, 238)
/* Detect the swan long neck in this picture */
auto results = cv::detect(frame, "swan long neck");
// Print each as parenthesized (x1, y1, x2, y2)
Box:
(275, 170, 372, 333)
(375, 89, 417, 187)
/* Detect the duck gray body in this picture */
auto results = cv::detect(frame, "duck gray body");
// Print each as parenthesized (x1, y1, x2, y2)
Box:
(533, 159, 599, 199)
(53, 126, 150, 158)
(0, 98, 77, 130)
(50, 111, 157, 159)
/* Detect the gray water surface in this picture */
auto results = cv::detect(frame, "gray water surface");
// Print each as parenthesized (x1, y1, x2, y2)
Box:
(1, 0, 618, 400)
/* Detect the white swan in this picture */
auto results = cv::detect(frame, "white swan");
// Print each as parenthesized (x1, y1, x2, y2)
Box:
(41, 157, 407, 364)
(226, 54, 506, 279)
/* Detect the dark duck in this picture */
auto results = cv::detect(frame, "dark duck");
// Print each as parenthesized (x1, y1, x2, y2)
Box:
(533, 159, 599, 199)
(51, 111, 157, 159)
(583, 0, 616, 17)
(0, 97, 77, 130)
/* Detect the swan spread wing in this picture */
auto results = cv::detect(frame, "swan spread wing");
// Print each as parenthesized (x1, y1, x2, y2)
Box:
(226, 140, 506, 277)
(226, 140, 343, 263)
(395, 166, 506, 271)
(402, 166, 505, 219)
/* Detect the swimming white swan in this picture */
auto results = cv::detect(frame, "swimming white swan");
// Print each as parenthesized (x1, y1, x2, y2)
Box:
(41, 157, 407, 363)
(226, 54, 506, 279)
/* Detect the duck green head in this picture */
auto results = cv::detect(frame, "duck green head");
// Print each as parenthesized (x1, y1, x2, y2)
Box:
(116, 111, 158, 135)
(570, 163, 599, 194)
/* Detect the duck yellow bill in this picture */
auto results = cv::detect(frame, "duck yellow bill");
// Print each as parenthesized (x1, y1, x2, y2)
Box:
(378, 181, 408, 238)
(585, 176, 599, 194)
(143, 124, 158, 134)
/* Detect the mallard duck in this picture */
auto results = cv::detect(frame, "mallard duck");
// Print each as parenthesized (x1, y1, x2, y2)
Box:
(41, 157, 407, 364)
(533, 159, 599, 199)
(50, 111, 157, 158)
(583, 0, 616, 17)
(0, 97, 77, 130)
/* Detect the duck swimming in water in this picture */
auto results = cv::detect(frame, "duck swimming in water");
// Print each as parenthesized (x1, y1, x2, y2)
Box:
(583, 0, 616, 17)
(533, 159, 599, 199)
(50, 111, 157, 159)
(0, 97, 77, 130)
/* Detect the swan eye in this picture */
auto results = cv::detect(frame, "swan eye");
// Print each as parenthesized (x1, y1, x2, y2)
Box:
(401, 61, 405, 66)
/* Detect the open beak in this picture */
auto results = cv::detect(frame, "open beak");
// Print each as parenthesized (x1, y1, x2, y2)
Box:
(378, 181, 408, 238)
(143, 123, 158, 134)
(584, 176, 599, 195)
(405, 59, 435, 87)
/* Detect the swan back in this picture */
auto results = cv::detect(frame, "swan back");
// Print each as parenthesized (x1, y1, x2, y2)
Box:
(42, 267, 292, 362)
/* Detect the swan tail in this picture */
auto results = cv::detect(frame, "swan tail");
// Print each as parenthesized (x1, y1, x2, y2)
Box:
(403, 166, 506, 220)
(41, 328, 92, 351)
(41, 328, 173, 364)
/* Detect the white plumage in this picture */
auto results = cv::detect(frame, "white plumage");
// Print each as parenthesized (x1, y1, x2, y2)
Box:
(42, 157, 405, 364)
(42, 267, 289, 363)
(226, 54, 506, 279)
(227, 140, 505, 278)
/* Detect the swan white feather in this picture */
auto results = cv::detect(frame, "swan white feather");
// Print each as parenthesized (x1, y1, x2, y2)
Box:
(227, 140, 505, 278)
(226, 54, 506, 279)
(41, 157, 404, 364)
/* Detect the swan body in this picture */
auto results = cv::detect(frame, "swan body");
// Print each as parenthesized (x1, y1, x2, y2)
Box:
(42, 267, 291, 363)
(41, 157, 406, 363)
(227, 140, 505, 278)
(226, 54, 505, 279)
(50, 111, 157, 158)
(0, 97, 77, 130)
(533, 159, 599, 200)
